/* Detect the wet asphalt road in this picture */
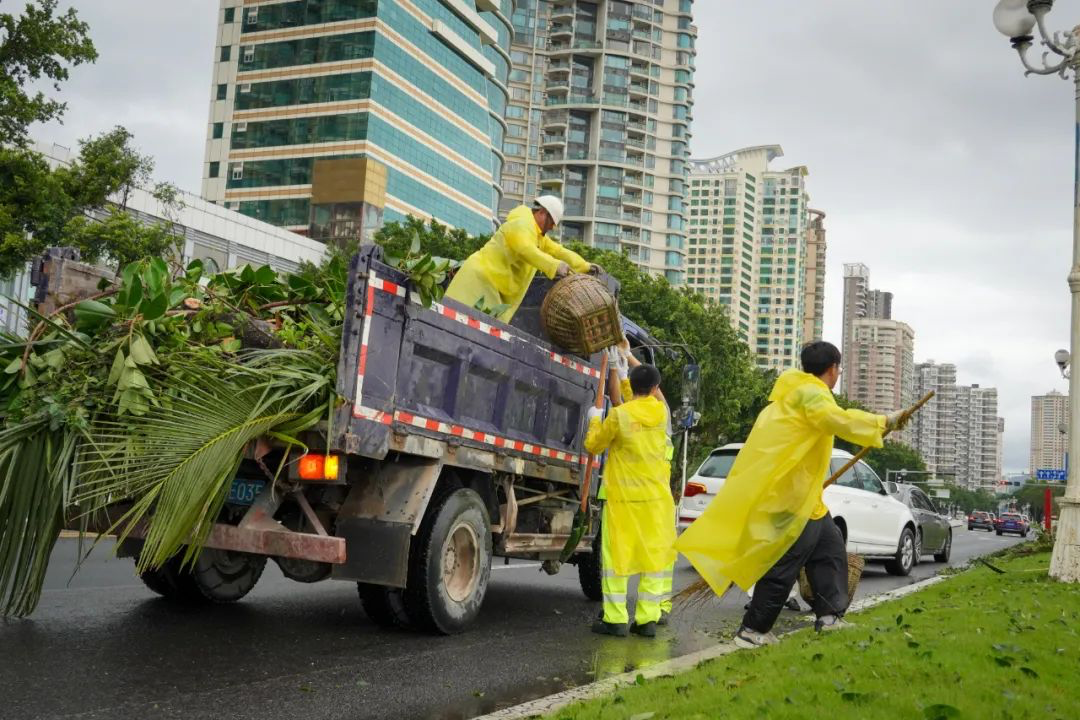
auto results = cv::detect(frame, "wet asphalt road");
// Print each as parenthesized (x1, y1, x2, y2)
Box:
(1, 526, 1025, 720)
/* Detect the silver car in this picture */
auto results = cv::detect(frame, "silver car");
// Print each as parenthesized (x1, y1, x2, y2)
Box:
(889, 483, 952, 563)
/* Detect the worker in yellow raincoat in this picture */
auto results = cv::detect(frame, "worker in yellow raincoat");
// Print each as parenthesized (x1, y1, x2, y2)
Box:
(606, 341, 676, 626)
(675, 341, 910, 648)
(585, 361, 675, 638)
(445, 196, 596, 323)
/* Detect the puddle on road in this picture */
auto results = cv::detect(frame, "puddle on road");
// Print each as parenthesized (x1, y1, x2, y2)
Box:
(428, 614, 748, 720)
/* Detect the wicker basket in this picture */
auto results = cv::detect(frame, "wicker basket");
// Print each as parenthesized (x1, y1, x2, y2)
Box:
(540, 274, 621, 355)
(798, 553, 865, 607)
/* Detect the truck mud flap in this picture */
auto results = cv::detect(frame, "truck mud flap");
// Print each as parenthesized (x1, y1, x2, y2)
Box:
(332, 456, 443, 587)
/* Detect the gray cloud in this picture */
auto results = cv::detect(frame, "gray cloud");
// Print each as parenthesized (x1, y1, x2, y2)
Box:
(30, 1, 1074, 471)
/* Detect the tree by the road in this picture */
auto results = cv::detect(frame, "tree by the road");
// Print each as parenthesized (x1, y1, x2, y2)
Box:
(1011, 482, 1066, 523)
(863, 440, 927, 480)
(1, 127, 182, 275)
(0, 0, 97, 147)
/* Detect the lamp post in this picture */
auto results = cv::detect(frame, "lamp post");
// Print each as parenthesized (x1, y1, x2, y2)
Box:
(994, 0, 1080, 581)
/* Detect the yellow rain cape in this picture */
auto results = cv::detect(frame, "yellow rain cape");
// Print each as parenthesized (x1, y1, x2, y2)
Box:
(586, 393, 676, 576)
(674, 369, 884, 595)
(444, 205, 591, 322)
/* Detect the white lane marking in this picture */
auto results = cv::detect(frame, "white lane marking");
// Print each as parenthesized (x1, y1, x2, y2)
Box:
(492, 563, 543, 571)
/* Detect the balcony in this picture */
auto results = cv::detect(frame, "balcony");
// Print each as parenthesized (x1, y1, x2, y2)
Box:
(541, 133, 566, 146)
(544, 92, 599, 106)
(550, 23, 572, 39)
(550, 5, 574, 21)
(548, 58, 571, 74)
(543, 110, 569, 127)
(629, 81, 650, 97)
(539, 169, 564, 185)
(622, 193, 643, 206)
(626, 120, 646, 134)
(632, 4, 654, 21)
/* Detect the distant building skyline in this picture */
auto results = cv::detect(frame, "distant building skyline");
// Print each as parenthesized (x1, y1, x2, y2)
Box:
(687, 144, 810, 370)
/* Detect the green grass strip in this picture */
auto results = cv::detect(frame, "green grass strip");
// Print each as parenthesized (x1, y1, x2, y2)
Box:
(550, 551, 1079, 720)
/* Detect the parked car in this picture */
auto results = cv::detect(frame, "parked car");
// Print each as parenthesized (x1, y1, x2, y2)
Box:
(677, 444, 740, 530)
(995, 512, 1029, 537)
(678, 446, 919, 576)
(968, 511, 995, 532)
(889, 483, 952, 563)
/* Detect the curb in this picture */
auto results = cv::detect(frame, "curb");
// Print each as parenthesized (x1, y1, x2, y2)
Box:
(470, 574, 948, 720)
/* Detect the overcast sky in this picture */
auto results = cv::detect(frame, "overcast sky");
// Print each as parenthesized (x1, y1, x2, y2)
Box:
(33, 1, 1079, 472)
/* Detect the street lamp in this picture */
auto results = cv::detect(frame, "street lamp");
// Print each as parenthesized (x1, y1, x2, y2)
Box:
(995, 0, 1080, 581)
(1056, 348, 1071, 378)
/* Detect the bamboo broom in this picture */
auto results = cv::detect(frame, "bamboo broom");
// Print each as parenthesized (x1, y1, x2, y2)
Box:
(673, 391, 935, 608)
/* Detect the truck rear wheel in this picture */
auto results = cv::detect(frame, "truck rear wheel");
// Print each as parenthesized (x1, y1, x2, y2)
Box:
(191, 548, 267, 602)
(358, 583, 412, 629)
(138, 555, 206, 603)
(577, 522, 602, 602)
(403, 487, 492, 634)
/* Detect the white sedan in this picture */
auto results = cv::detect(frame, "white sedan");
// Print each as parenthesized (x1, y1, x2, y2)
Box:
(679, 445, 920, 576)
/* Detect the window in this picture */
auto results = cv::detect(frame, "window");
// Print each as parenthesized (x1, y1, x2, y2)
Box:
(231, 163, 244, 180)
(208, 161, 220, 178)
(245, 7, 258, 25)
(216, 83, 227, 101)
(220, 45, 232, 62)
(224, 7, 235, 23)
(212, 122, 224, 139)
(243, 46, 254, 63)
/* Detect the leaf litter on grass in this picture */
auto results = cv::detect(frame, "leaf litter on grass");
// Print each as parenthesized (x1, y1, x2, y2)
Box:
(546, 552, 1074, 720)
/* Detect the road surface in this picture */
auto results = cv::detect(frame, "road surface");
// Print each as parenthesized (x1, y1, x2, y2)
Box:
(0, 526, 1025, 720)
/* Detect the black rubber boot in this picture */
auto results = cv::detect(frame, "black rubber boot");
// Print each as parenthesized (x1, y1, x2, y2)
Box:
(591, 620, 629, 637)
(657, 611, 670, 627)
(630, 621, 657, 638)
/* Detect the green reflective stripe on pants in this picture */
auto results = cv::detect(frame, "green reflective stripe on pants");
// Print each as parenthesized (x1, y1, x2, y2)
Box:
(657, 561, 675, 613)
(600, 521, 630, 624)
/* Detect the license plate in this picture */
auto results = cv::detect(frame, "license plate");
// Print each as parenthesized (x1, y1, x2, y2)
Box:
(227, 478, 266, 506)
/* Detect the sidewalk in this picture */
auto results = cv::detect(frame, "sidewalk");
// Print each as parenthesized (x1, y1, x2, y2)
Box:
(490, 545, 1073, 720)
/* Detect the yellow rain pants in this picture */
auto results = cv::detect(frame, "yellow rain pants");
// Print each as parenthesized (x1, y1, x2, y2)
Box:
(674, 369, 885, 598)
(587, 394, 675, 624)
(444, 204, 591, 323)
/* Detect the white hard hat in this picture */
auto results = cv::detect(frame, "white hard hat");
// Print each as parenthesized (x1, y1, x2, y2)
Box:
(534, 195, 564, 226)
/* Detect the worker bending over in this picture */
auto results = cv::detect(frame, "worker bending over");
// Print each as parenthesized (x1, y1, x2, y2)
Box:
(585, 360, 675, 638)
(676, 341, 910, 648)
(445, 196, 597, 323)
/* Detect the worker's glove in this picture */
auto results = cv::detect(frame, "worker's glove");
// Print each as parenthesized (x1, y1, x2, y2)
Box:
(885, 410, 908, 431)
(606, 346, 629, 380)
(587, 406, 604, 423)
(555, 262, 571, 278)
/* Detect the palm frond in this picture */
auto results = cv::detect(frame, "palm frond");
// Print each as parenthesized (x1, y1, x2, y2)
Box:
(74, 349, 334, 573)
(0, 419, 78, 616)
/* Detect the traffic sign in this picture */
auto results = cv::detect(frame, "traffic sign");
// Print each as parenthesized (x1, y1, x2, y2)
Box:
(1036, 468, 1067, 482)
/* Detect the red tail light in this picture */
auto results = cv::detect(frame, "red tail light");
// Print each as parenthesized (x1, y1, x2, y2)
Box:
(684, 481, 707, 498)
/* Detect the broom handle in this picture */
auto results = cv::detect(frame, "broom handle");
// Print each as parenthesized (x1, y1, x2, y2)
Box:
(578, 352, 609, 513)
(822, 391, 935, 489)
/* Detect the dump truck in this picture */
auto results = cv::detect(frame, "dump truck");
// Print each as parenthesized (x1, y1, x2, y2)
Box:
(68, 245, 697, 634)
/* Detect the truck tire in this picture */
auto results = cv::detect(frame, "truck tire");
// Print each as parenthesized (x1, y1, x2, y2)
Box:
(885, 527, 916, 576)
(577, 523, 603, 602)
(138, 555, 207, 603)
(191, 547, 267, 602)
(358, 584, 412, 629)
(403, 487, 492, 634)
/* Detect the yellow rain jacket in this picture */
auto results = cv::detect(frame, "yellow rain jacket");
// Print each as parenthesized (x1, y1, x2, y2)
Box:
(586, 394, 676, 576)
(674, 369, 885, 596)
(445, 204, 591, 322)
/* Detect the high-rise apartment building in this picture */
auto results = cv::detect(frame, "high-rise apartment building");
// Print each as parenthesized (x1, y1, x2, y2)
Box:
(913, 360, 958, 479)
(802, 208, 826, 342)
(840, 263, 893, 397)
(1030, 390, 1069, 474)
(202, 0, 516, 240)
(847, 318, 915, 420)
(686, 145, 810, 369)
(913, 360, 1004, 489)
(500, 0, 696, 282)
(955, 384, 1002, 489)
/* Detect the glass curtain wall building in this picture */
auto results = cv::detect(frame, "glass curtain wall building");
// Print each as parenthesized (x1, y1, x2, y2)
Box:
(687, 145, 810, 370)
(202, 0, 515, 238)
(501, 0, 695, 283)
